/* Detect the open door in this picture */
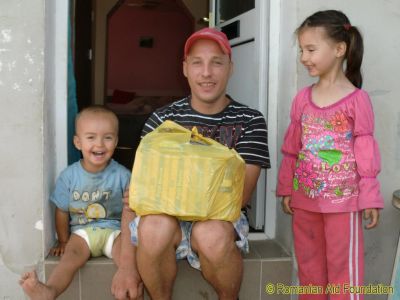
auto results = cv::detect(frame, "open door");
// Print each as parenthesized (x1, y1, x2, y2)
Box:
(74, 0, 93, 109)
(210, 0, 270, 233)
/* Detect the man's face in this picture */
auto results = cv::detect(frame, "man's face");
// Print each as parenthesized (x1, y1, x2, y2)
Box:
(183, 39, 233, 109)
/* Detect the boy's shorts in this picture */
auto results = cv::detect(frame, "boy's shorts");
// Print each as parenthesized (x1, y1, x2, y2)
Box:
(129, 212, 249, 270)
(73, 227, 120, 258)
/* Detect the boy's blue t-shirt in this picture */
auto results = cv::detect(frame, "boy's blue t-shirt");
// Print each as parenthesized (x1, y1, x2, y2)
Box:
(50, 159, 131, 232)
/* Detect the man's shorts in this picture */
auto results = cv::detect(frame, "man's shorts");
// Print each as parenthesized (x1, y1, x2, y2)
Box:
(73, 227, 120, 258)
(129, 212, 249, 270)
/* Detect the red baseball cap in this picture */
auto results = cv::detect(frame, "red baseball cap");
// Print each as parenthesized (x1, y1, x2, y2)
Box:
(184, 28, 232, 59)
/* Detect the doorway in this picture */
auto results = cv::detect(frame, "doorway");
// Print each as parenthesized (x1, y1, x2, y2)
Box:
(73, 0, 93, 110)
(68, 0, 277, 239)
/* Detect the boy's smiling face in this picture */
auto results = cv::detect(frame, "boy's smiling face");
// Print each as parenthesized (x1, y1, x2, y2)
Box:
(74, 111, 118, 173)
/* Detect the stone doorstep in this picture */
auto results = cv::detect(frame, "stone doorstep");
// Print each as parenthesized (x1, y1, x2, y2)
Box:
(45, 240, 293, 300)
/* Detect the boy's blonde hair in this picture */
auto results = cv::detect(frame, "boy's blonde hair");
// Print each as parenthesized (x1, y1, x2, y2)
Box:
(75, 105, 119, 134)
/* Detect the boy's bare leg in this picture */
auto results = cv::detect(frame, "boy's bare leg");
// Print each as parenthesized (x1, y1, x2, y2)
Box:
(191, 220, 243, 300)
(136, 215, 182, 300)
(20, 234, 90, 300)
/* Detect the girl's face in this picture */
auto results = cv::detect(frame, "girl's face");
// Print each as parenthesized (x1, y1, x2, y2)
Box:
(298, 27, 345, 78)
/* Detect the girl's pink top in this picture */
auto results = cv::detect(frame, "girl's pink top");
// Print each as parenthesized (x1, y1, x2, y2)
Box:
(277, 86, 384, 213)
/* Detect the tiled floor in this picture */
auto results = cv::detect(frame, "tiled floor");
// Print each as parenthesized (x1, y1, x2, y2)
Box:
(45, 240, 293, 300)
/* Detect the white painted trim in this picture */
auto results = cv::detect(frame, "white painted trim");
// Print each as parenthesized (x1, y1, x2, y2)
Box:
(54, 0, 69, 175)
(264, 0, 280, 239)
(43, 0, 69, 268)
(248, 232, 270, 241)
(208, 0, 216, 28)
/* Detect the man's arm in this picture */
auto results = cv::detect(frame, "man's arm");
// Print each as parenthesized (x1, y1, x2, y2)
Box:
(241, 164, 261, 207)
(111, 192, 143, 300)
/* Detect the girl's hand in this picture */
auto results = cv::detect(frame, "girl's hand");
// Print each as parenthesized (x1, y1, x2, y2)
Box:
(282, 196, 293, 215)
(50, 241, 68, 256)
(363, 208, 379, 229)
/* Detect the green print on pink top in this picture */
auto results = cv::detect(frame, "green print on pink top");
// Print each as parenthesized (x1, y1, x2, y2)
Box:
(318, 149, 342, 166)
(294, 111, 358, 201)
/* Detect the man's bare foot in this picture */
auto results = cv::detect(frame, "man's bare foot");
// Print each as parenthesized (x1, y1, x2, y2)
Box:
(19, 271, 57, 300)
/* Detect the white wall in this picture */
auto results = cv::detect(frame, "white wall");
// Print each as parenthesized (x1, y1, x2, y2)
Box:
(274, 1, 400, 297)
(0, 0, 45, 297)
(0, 0, 68, 297)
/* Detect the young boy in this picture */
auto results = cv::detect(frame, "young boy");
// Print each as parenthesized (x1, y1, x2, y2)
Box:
(20, 106, 131, 300)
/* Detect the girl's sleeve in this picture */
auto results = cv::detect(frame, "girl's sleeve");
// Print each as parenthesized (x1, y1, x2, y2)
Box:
(353, 92, 384, 209)
(276, 95, 303, 196)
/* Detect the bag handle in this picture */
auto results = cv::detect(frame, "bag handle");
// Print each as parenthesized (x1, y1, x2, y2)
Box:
(156, 120, 226, 149)
(190, 126, 212, 146)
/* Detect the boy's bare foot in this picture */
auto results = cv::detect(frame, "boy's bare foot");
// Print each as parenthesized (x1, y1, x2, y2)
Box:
(19, 271, 57, 300)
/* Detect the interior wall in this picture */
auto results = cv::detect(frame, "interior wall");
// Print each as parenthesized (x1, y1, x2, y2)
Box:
(275, 0, 400, 296)
(94, 0, 200, 104)
(0, 0, 46, 297)
(93, 0, 119, 104)
(181, 0, 208, 30)
(107, 6, 192, 96)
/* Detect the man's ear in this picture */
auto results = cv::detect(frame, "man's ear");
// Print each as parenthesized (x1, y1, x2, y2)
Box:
(183, 60, 188, 78)
(73, 135, 81, 151)
(229, 61, 234, 78)
(336, 41, 347, 58)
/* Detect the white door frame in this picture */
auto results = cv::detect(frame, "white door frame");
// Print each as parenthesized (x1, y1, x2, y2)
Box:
(209, 0, 280, 239)
(49, 0, 69, 177)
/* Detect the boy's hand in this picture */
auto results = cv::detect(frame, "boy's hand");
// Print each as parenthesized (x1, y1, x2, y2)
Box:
(50, 241, 68, 256)
(364, 208, 379, 229)
(281, 196, 293, 215)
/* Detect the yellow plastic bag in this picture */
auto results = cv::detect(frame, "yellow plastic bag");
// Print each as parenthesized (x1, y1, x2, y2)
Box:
(129, 120, 245, 221)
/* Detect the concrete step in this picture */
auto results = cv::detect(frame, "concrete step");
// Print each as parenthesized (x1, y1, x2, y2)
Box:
(45, 240, 293, 300)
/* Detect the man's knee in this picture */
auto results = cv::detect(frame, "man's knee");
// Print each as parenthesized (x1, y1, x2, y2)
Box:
(138, 215, 181, 252)
(191, 221, 236, 260)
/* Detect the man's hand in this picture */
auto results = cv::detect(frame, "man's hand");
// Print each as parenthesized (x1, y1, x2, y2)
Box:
(281, 196, 293, 215)
(49, 240, 68, 256)
(111, 267, 144, 300)
(364, 208, 379, 229)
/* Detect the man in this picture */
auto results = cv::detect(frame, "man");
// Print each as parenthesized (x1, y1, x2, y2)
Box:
(112, 27, 270, 300)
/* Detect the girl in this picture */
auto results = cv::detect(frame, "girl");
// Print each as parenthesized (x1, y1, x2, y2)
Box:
(277, 10, 384, 300)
